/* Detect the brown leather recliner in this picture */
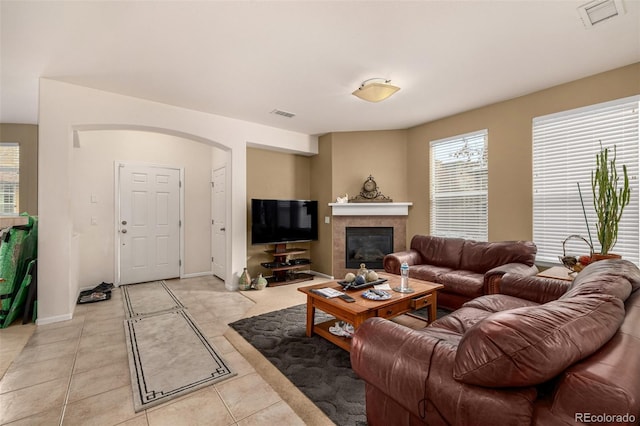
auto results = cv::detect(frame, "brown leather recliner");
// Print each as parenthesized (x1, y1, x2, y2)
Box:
(351, 259, 640, 426)
(383, 235, 539, 310)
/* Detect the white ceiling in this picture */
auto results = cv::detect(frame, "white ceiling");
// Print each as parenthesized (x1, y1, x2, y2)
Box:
(1, 1, 639, 136)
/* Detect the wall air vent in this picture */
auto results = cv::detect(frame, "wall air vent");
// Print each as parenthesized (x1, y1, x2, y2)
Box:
(270, 109, 296, 118)
(578, 0, 626, 28)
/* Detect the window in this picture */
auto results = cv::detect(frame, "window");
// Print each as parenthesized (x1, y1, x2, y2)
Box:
(430, 129, 488, 240)
(0, 143, 19, 215)
(533, 96, 639, 264)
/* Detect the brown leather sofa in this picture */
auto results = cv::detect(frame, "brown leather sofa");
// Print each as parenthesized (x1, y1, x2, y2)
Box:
(383, 235, 539, 310)
(351, 259, 640, 425)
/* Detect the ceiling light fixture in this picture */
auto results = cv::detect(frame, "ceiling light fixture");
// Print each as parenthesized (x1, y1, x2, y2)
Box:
(352, 78, 400, 102)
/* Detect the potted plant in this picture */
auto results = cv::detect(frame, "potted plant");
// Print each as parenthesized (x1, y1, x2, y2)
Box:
(590, 142, 631, 259)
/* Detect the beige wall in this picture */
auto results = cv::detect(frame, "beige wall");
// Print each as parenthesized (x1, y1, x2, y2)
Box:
(310, 134, 334, 276)
(0, 123, 38, 215)
(308, 130, 409, 276)
(407, 62, 640, 242)
(328, 130, 409, 202)
(72, 130, 214, 288)
(246, 148, 312, 277)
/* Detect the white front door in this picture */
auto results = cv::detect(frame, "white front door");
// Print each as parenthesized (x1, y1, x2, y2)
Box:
(211, 166, 226, 280)
(118, 163, 181, 285)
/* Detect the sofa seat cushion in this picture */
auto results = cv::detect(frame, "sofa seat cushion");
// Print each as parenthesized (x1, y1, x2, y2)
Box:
(463, 294, 540, 313)
(439, 270, 484, 298)
(429, 306, 492, 335)
(410, 264, 453, 283)
(453, 294, 625, 388)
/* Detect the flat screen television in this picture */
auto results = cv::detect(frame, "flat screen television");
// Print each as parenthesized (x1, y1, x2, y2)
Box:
(251, 199, 318, 245)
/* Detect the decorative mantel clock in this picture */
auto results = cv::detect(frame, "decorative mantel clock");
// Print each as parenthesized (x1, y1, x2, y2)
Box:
(350, 175, 393, 202)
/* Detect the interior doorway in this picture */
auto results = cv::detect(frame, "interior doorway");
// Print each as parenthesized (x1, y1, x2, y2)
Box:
(116, 162, 182, 285)
(211, 165, 227, 280)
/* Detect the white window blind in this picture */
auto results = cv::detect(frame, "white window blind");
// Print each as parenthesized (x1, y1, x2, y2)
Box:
(533, 96, 639, 265)
(0, 143, 19, 215)
(430, 129, 488, 240)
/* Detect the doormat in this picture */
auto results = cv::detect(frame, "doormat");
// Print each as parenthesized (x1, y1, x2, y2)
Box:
(122, 281, 235, 412)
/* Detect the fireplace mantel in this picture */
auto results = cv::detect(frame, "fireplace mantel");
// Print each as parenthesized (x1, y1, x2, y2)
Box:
(328, 202, 412, 216)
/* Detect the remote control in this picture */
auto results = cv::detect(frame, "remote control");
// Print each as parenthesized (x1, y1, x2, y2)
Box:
(339, 294, 356, 303)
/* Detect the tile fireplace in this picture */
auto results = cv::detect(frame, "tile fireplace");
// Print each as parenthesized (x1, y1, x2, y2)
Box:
(329, 202, 411, 279)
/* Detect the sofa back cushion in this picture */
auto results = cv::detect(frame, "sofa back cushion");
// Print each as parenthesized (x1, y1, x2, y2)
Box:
(460, 240, 537, 274)
(561, 258, 640, 301)
(410, 235, 464, 269)
(452, 294, 625, 388)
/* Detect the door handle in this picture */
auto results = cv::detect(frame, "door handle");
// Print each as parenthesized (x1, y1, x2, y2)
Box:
(220, 227, 226, 231)
(121, 229, 127, 234)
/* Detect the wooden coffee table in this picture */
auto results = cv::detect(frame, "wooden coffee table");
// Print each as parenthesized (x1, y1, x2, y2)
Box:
(298, 273, 443, 351)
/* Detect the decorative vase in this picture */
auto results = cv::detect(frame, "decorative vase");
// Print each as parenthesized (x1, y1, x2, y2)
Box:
(358, 263, 368, 277)
(238, 268, 252, 291)
(591, 253, 622, 262)
(253, 273, 268, 290)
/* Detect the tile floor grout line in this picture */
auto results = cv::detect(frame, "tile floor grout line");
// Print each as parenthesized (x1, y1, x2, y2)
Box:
(57, 307, 91, 425)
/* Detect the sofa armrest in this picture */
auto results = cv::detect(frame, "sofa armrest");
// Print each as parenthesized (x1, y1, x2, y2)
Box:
(382, 250, 422, 274)
(351, 318, 539, 424)
(497, 273, 570, 304)
(484, 263, 540, 294)
(351, 318, 442, 419)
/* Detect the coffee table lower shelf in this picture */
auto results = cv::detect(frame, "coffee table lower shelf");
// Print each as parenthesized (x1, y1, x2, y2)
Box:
(314, 319, 352, 352)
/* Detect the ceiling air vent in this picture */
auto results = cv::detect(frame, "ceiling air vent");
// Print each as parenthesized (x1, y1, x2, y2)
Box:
(270, 109, 296, 118)
(578, 0, 626, 28)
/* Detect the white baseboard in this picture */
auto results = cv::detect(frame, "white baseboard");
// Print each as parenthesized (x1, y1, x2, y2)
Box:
(181, 271, 214, 279)
(36, 313, 73, 325)
(307, 270, 334, 280)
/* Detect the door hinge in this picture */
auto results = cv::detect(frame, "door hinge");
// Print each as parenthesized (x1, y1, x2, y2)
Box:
(179, 181, 182, 188)
(179, 220, 182, 227)
(211, 182, 214, 187)
(179, 259, 182, 267)
(211, 256, 214, 262)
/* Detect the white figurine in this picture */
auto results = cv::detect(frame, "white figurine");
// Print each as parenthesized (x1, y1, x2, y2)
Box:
(336, 194, 348, 203)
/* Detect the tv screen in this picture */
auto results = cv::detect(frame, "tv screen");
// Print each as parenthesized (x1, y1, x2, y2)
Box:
(251, 199, 318, 245)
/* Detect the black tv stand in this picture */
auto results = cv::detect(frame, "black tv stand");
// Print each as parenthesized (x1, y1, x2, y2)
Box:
(261, 243, 314, 286)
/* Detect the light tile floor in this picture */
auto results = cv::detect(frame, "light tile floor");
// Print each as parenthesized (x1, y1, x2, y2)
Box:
(0, 276, 313, 426)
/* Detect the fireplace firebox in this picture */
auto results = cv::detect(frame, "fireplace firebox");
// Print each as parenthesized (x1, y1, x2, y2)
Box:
(345, 227, 393, 270)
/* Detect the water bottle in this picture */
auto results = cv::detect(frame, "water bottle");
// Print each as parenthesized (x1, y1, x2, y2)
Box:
(400, 262, 409, 291)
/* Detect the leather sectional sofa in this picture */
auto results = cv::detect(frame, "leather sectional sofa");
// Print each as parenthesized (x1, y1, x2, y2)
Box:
(383, 235, 539, 310)
(351, 259, 640, 425)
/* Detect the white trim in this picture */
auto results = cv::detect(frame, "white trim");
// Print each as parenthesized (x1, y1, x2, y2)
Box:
(307, 270, 335, 280)
(36, 313, 73, 325)
(328, 202, 412, 216)
(181, 271, 214, 279)
(113, 160, 185, 285)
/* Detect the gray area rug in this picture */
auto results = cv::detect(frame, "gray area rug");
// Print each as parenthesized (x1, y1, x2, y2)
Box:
(229, 304, 451, 426)
(229, 304, 365, 425)
(122, 281, 235, 412)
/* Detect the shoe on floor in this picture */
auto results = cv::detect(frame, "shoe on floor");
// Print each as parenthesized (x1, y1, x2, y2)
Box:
(92, 282, 114, 292)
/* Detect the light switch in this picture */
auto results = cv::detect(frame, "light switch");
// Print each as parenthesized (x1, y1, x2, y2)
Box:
(91, 194, 98, 203)
(91, 216, 97, 225)
(324, 216, 331, 224)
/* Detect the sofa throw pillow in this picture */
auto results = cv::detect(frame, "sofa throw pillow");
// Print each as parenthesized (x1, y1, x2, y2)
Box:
(453, 294, 624, 388)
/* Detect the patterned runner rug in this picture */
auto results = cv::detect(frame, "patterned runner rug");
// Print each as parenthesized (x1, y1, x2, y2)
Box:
(122, 281, 235, 412)
(121, 280, 184, 318)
